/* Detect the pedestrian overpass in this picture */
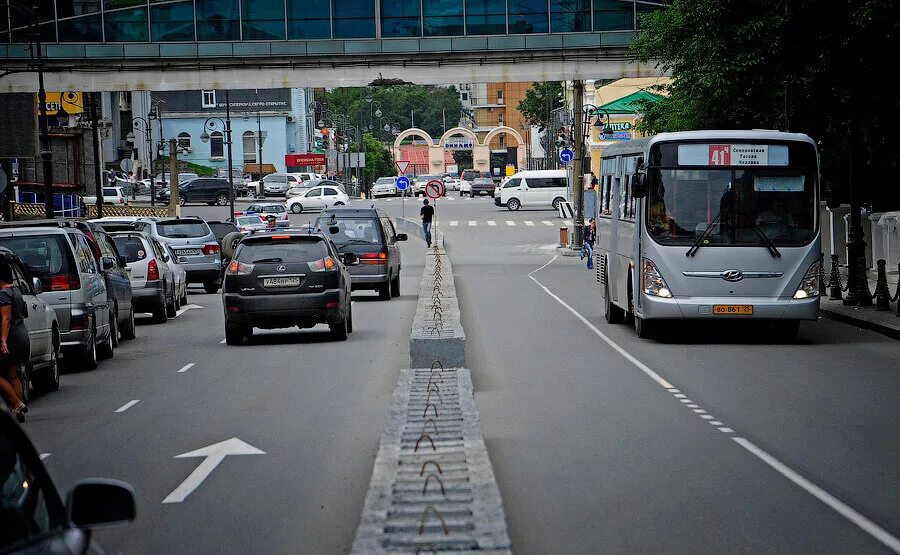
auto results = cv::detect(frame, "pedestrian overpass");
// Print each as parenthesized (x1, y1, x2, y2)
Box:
(1, 0, 665, 91)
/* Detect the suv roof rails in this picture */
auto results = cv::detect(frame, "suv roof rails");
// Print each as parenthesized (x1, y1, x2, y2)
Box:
(0, 219, 78, 229)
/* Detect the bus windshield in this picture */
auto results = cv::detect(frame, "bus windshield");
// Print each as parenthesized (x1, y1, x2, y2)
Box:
(646, 145, 817, 247)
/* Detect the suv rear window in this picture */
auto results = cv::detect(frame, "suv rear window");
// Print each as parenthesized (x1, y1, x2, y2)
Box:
(207, 222, 239, 241)
(316, 217, 383, 245)
(235, 238, 328, 262)
(0, 235, 74, 288)
(111, 236, 148, 263)
(156, 220, 211, 238)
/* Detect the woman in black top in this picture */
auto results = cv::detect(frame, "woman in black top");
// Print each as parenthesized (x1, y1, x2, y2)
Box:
(0, 256, 30, 422)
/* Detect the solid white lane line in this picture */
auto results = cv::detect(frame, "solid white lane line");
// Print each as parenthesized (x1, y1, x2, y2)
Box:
(450, 221, 459, 226)
(468, 220, 477, 226)
(487, 221, 497, 226)
(115, 400, 140, 413)
(542, 220, 554, 226)
(531, 256, 900, 551)
(40, 453, 51, 460)
(506, 220, 516, 226)
(524, 220, 535, 226)
(178, 363, 196, 373)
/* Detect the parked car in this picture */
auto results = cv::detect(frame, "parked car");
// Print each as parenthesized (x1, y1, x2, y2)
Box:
(88, 216, 141, 233)
(371, 177, 398, 198)
(155, 172, 199, 187)
(164, 243, 189, 307)
(287, 172, 318, 182)
(246, 173, 302, 197)
(0, 248, 61, 397)
(494, 169, 568, 211)
(110, 232, 178, 323)
(234, 215, 267, 233)
(83, 186, 127, 206)
(286, 185, 350, 214)
(222, 231, 358, 344)
(205, 220, 240, 246)
(0, 221, 114, 370)
(243, 203, 290, 226)
(315, 207, 406, 299)
(413, 175, 441, 197)
(160, 178, 233, 206)
(0, 406, 136, 552)
(76, 222, 136, 345)
(469, 177, 496, 197)
(443, 176, 462, 191)
(131, 218, 222, 293)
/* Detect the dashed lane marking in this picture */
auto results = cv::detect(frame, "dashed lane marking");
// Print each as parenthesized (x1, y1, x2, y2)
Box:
(529, 255, 900, 554)
(524, 220, 535, 226)
(115, 400, 140, 413)
(468, 220, 477, 226)
(563, 219, 573, 226)
(450, 220, 459, 226)
(177, 363, 196, 373)
(506, 220, 516, 226)
(488, 220, 497, 226)
(542, 220, 554, 226)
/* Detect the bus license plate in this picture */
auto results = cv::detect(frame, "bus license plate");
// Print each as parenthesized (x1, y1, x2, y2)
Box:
(263, 277, 300, 288)
(713, 304, 753, 315)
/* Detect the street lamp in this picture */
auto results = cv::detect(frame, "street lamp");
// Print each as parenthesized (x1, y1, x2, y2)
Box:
(199, 92, 235, 219)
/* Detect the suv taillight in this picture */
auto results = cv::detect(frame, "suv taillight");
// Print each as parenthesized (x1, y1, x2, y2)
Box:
(49, 273, 81, 291)
(359, 251, 388, 265)
(148, 259, 160, 281)
(226, 261, 255, 275)
(202, 243, 221, 255)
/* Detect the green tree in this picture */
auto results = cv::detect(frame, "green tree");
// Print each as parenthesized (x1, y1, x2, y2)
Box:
(631, 0, 900, 210)
(355, 133, 394, 181)
(517, 82, 564, 128)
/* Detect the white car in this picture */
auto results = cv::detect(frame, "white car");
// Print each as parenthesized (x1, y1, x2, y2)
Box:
(443, 177, 462, 191)
(459, 180, 472, 197)
(234, 215, 267, 233)
(371, 177, 398, 198)
(286, 185, 350, 213)
(84, 186, 127, 206)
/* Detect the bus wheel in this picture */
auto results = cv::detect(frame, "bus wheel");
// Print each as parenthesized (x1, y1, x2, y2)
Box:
(635, 316, 655, 339)
(604, 277, 624, 324)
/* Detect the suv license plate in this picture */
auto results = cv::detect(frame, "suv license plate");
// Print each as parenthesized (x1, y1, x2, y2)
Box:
(713, 304, 753, 315)
(177, 248, 202, 256)
(263, 276, 301, 288)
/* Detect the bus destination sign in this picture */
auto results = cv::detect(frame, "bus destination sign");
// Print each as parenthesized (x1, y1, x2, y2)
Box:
(678, 144, 787, 166)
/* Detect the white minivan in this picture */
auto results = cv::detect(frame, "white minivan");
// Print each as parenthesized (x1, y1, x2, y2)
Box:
(494, 169, 568, 211)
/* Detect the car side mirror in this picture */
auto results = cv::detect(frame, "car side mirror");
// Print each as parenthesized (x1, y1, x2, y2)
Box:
(32, 277, 43, 294)
(631, 172, 648, 199)
(329, 225, 340, 235)
(101, 256, 116, 271)
(342, 252, 360, 266)
(396, 233, 408, 241)
(67, 479, 136, 528)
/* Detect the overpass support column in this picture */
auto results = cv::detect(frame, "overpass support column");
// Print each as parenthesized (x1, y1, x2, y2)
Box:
(572, 79, 585, 246)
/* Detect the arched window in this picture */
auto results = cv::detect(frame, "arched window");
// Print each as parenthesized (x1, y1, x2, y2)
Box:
(210, 131, 224, 158)
(242, 131, 257, 163)
(177, 132, 191, 150)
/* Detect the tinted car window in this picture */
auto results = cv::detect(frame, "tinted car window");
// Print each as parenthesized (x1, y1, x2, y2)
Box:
(112, 237, 148, 263)
(0, 236, 74, 289)
(376, 177, 395, 185)
(0, 433, 55, 547)
(156, 221, 212, 238)
(207, 222, 239, 241)
(235, 239, 328, 262)
(103, 188, 118, 196)
(318, 217, 383, 244)
(324, 188, 339, 196)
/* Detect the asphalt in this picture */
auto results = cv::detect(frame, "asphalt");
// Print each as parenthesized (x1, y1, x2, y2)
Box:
(21, 194, 900, 554)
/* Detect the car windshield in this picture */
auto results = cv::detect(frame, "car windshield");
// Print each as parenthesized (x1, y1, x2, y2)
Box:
(156, 221, 211, 239)
(235, 239, 328, 262)
(252, 205, 285, 214)
(0, 235, 74, 288)
(376, 178, 395, 185)
(317, 217, 383, 244)
(416, 175, 438, 182)
(111, 236, 148, 263)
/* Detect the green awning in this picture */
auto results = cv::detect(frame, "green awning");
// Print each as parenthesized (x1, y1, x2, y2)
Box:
(593, 90, 664, 115)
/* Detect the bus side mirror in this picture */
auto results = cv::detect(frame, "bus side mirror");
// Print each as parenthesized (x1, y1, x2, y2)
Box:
(632, 172, 648, 198)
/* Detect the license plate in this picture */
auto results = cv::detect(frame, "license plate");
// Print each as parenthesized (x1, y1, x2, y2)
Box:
(713, 304, 753, 315)
(262, 276, 301, 288)
(177, 248, 202, 256)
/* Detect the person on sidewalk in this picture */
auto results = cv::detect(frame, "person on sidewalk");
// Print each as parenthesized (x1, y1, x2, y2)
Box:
(421, 199, 435, 248)
(582, 218, 597, 269)
(0, 257, 30, 422)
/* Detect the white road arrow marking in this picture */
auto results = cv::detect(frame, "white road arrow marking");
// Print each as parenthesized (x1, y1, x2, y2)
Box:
(175, 303, 204, 317)
(162, 438, 265, 504)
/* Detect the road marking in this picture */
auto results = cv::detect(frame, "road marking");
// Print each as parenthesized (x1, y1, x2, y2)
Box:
(220, 338, 227, 344)
(162, 438, 265, 504)
(506, 220, 516, 226)
(175, 303, 204, 317)
(115, 400, 140, 413)
(524, 220, 535, 226)
(468, 220, 477, 226)
(40, 453, 51, 461)
(530, 255, 900, 554)
(178, 363, 196, 373)
(563, 219, 573, 226)
(673, 393, 687, 398)
(487, 221, 496, 226)
(542, 220, 554, 226)
(450, 221, 459, 226)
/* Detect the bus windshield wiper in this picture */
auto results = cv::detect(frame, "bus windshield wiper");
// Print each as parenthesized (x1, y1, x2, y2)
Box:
(686, 212, 722, 257)
(751, 226, 782, 258)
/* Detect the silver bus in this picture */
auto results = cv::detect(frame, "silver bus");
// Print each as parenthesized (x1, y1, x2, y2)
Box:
(595, 130, 821, 338)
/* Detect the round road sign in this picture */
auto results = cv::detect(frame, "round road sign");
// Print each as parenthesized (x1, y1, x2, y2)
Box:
(119, 158, 134, 172)
(559, 148, 574, 164)
(396, 176, 410, 190)
(425, 179, 445, 199)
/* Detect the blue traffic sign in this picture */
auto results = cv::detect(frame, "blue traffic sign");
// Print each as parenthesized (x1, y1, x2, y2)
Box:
(559, 148, 574, 164)
(396, 176, 410, 190)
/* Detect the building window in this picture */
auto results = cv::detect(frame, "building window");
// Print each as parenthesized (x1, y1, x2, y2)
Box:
(461, 92, 469, 101)
(332, 0, 377, 38)
(288, 0, 331, 38)
(151, 1, 196, 41)
(508, 0, 549, 33)
(196, 0, 240, 40)
(498, 113, 504, 126)
(242, 0, 286, 39)
(593, 0, 634, 31)
(210, 131, 224, 158)
(551, 0, 591, 32)
(104, 7, 149, 42)
(202, 90, 216, 108)
(177, 132, 192, 150)
(424, 0, 464, 36)
(243, 131, 257, 163)
(465, 0, 506, 35)
(497, 90, 504, 104)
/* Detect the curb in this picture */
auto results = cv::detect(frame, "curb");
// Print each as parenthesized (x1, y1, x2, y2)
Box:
(819, 307, 900, 340)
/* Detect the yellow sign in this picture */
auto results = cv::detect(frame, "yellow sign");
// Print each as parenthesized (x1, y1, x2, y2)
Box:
(36, 92, 84, 116)
(505, 164, 516, 176)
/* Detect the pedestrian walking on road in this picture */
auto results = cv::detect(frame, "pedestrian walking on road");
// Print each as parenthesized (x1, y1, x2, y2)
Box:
(421, 199, 435, 248)
(582, 218, 596, 269)
(0, 257, 30, 422)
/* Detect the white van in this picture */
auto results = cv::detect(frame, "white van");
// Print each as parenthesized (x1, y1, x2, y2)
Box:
(494, 169, 568, 211)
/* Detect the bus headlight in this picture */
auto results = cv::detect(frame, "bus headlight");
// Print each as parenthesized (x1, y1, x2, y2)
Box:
(793, 260, 821, 299)
(642, 258, 673, 298)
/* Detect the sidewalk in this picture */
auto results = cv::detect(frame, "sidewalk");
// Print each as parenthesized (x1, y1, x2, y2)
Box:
(819, 274, 900, 339)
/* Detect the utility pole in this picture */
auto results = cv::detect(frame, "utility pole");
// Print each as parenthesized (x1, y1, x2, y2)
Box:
(225, 90, 235, 219)
(572, 80, 585, 246)
(257, 111, 264, 180)
(34, 31, 54, 218)
(89, 92, 104, 218)
(168, 138, 179, 217)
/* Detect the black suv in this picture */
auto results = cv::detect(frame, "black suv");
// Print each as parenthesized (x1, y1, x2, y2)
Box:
(157, 178, 233, 206)
(222, 232, 359, 344)
(315, 208, 406, 300)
